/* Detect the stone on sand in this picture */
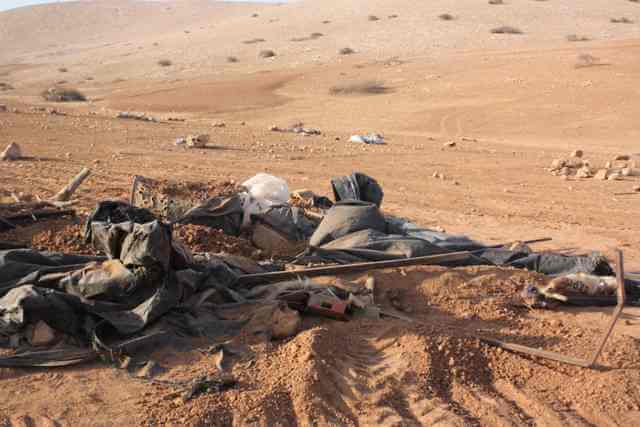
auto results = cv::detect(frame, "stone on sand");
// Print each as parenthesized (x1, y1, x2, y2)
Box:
(576, 166, 593, 178)
(271, 304, 301, 339)
(570, 149, 583, 158)
(1, 142, 22, 161)
(29, 321, 57, 347)
(186, 134, 209, 148)
(594, 169, 609, 180)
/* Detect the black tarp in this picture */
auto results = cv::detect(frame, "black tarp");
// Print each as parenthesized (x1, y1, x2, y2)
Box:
(331, 172, 384, 207)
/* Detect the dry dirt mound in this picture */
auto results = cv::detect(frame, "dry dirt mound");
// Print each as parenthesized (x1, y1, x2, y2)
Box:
(173, 224, 263, 260)
(0, 218, 96, 254)
(128, 266, 640, 426)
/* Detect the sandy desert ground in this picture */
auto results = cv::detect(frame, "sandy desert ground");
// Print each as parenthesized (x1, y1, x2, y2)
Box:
(1, 0, 640, 425)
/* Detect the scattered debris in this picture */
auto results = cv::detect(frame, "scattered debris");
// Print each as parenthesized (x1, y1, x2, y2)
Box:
(270, 125, 321, 136)
(116, 111, 159, 122)
(348, 134, 385, 145)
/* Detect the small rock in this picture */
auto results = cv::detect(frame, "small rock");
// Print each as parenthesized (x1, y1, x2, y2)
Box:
(1, 142, 22, 161)
(271, 304, 301, 339)
(551, 159, 566, 169)
(443, 141, 456, 148)
(570, 149, 583, 158)
(614, 154, 630, 161)
(65, 152, 72, 159)
(605, 161, 612, 168)
(633, 185, 640, 192)
(175, 137, 186, 146)
(594, 169, 609, 180)
(576, 166, 593, 178)
(136, 361, 165, 379)
(212, 121, 226, 128)
(607, 172, 622, 181)
(186, 134, 209, 148)
(29, 321, 57, 347)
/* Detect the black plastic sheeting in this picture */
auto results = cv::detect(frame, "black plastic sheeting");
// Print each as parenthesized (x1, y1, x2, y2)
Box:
(0, 202, 250, 366)
(331, 172, 384, 207)
(304, 200, 617, 277)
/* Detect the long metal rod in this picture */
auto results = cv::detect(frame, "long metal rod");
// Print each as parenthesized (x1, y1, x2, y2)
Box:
(236, 251, 471, 285)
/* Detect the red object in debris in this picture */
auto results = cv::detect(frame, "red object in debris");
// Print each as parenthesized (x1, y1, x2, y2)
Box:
(306, 294, 348, 320)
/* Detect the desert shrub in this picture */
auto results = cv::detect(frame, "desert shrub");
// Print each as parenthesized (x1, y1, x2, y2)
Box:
(439, 13, 455, 21)
(58, 67, 68, 73)
(310, 32, 323, 38)
(329, 81, 388, 95)
(567, 34, 590, 42)
(388, 14, 399, 19)
(42, 87, 86, 102)
(243, 38, 265, 44)
(491, 26, 523, 34)
(339, 47, 356, 55)
(227, 56, 239, 63)
(611, 17, 634, 24)
(575, 53, 603, 68)
(259, 50, 276, 58)
(158, 59, 172, 67)
(322, 20, 331, 24)
(368, 15, 380, 21)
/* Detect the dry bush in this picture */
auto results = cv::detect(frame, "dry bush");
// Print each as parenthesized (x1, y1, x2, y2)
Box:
(489, 0, 504, 4)
(611, 17, 634, 24)
(388, 14, 399, 19)
(491, 26, 523, 34)
(329, 81, 388, 95)
(291, 33, 323, 42)
(339, 47, 356, 55)
(42, 87, 86, 102)
(439, 13, 455, 21)
(368, 15, 380, 21)
(574, 53, 606, 68)
(58, 67, 68, 73)
(0, 82, 14, 91)
(567, 34, 590, 42)
(259, 50, 276, 58)
(322, 20, 331, 24)
(227, 56, 239, 63)
(243, 38, 265, 44)
(158, 59, 172, 67)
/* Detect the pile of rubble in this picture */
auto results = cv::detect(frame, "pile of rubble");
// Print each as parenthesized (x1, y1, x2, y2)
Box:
(549, 150, 640, 182)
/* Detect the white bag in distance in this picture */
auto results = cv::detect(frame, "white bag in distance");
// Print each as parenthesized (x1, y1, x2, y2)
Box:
(241, 173, 290, 227)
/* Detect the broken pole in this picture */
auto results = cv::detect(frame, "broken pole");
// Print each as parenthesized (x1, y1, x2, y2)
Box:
(51, 167, 91, 202)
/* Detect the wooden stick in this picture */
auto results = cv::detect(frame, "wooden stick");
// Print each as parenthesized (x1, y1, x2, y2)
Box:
(0, 200, 77, 210)
(51, 167, 91, 202)
(5, 209, 75, 222)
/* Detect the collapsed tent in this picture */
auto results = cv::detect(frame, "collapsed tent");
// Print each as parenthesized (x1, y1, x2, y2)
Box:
(1, 171, 638, 368)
